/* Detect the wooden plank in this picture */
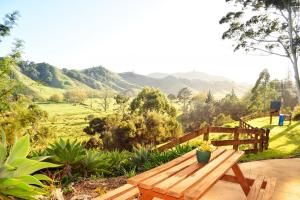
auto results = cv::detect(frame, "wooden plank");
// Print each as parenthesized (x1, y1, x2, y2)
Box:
(247, 176, 264, 200)
(211, 139, 260, 146)
(114, 187, 140, 200)
(232, 163, 250, 195)
(155, 128, 206, 152)
(128, 149, 197, 185)
(167, 150, 237, 198)
(94, 184, 136, 200)
(183, 151, 245, 200)
(262, 177, 276, 200)
(153, 148, 226, 194)
(139, 154, 197, 189)
(221, 174, 255, 186)
(210, 127, 235, 133)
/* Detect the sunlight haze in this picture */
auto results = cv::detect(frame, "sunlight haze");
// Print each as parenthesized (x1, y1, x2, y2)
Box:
(0, 0, 291, 83)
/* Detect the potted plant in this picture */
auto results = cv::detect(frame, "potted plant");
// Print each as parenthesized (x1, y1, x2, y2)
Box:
(196, 142, 214, 164)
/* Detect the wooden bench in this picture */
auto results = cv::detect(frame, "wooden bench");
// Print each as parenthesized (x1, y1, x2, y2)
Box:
(93, 184, 140, 200)
(247, 176, 277, 200)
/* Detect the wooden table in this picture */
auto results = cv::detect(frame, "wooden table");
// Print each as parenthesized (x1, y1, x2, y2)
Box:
(128, 148, 252, 200)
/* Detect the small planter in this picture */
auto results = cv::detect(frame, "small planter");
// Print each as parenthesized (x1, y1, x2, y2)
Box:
(196, 150, 211, 164)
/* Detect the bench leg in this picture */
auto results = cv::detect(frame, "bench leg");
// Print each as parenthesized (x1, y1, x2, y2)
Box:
(232, 163, 250, 195)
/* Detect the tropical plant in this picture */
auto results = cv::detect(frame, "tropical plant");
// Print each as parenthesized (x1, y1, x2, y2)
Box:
(131, 146, 151, 171)
(0, 134, 58, 199)
(81, 150, 110, 177)
(104, 150, 131, 177)
(46, 139, 85, 178)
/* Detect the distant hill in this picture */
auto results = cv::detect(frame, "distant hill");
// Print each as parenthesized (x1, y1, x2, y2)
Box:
(120, 72, 249, 96)
(14, 60, 250, 99)
(148, 71, 230, 82)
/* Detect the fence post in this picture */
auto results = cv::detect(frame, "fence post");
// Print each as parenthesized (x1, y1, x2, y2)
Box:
(265, 129, 270, 150)
(233, 127, 239, 150)
(203, 125, 209, 141)
(259, 129, 264, 152)
(254, 128, 259, 153)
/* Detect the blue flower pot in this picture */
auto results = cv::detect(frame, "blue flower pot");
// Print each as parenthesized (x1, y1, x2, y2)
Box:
(196, 150, 211, 164)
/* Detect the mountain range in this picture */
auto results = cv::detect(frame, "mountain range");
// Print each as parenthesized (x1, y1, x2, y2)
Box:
(13, 61, 250, 99)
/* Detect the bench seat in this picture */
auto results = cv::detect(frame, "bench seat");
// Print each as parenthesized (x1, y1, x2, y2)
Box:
(93, 184, 140, 200)
(247, 176, 276, 200)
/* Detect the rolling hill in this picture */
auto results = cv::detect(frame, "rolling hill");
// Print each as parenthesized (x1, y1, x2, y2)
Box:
(120, 72, 249, 96)
(13, 60, 250, 99)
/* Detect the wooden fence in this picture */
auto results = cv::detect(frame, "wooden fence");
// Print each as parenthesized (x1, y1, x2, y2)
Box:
(154, 124, 270, 154)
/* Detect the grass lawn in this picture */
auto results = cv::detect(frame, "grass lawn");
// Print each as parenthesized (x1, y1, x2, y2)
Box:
(242, 116, 300, 161)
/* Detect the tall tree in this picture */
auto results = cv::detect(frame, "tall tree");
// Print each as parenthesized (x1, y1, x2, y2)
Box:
(205, 91, 214, 104)
(0, 11, 20, 112)
(220, 0, 300, 101)
(177, 87, 192, 113)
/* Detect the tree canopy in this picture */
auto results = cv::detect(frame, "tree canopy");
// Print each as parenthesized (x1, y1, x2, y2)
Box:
(220, 0, 300, 101)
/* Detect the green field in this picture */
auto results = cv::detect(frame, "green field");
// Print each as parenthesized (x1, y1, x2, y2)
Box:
(242, 117, 300, 161)
(38, 103, 98, 145)
(37, 101, 300, 162)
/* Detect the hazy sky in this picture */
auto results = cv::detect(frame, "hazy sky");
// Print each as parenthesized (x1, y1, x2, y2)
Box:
(0, 0, 292, 83)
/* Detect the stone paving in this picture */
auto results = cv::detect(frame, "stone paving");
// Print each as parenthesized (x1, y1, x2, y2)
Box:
(202, 158, 300, 200)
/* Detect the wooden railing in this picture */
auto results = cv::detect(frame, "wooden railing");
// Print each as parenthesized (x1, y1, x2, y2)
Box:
(154, 125, 270, 154)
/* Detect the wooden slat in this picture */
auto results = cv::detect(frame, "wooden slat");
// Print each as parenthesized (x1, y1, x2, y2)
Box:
(139, 154, 196, 189)
(167, 150, 237, 198)
(114, 187, 140, 200)
(128, 149, 197, 185)
(155, 128, 206, 152)
(247, 176, 265, 200)
(211, 139, 260, 146)
(210, 127, 235, 133)
(262, 177, 277, 200)
(152, 148, 226, 194)
(183, 151, 245, 200)
(94, 184, 136, 200)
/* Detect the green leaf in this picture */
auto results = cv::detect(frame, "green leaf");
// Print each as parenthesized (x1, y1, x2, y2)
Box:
(33, 174, 52, 182)
(16, 175, 45, 187)
(31, 155, 52, 161)
(6, 135, 30, 164)
(2, 158, 59, 177)
(0, 131, 7, 165)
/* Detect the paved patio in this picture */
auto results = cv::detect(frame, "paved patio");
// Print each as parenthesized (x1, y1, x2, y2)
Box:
(201, 158, 300, 200)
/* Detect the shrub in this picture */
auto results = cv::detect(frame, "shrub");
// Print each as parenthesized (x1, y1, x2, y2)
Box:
(64, 90, 87, 104)
(49, 93, 63, 103)
(84, 112, 182, 151)
(0, 134, 58, 199)
(293, 105, 300, 120)
(212, 113, 233, 126)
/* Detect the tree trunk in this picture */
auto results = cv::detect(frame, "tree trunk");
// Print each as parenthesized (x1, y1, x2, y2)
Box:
(287, 6, 300, 102)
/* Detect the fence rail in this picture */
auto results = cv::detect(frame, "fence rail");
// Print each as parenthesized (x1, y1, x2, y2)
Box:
(154, 117, 270, 154)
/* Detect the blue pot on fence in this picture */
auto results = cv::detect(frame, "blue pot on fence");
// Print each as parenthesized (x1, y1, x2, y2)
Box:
(196, 150, 211, 164)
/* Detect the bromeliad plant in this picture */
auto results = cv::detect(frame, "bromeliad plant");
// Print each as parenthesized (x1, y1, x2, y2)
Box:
(0, 133, 58, 200)
(46, 139, 85, 178)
